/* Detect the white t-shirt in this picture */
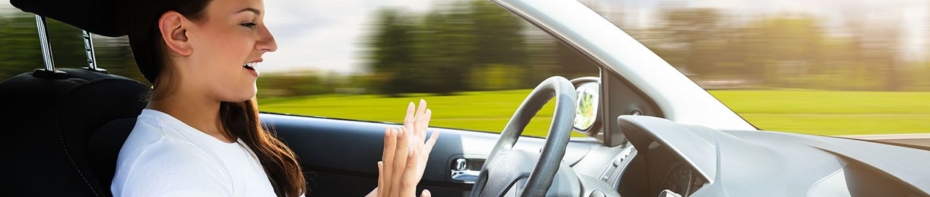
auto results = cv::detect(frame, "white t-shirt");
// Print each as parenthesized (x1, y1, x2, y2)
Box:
(111, 109, 278, 197)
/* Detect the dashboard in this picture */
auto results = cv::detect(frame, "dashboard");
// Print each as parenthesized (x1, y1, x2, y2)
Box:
(560, 75, 930, 197)
(568, 74, 710, 197)
(568, 74, 707, 197)
(592, 142, 706, 197)
(567, 115, 930, 197)
(658, 162, 705, 196)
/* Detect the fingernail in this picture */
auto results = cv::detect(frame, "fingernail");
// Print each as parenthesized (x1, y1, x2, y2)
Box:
(408, 146, 414, 155)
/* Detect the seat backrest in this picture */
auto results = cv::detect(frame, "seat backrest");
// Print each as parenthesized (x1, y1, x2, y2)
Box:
(0, 68, 147, 197)
(88, 118, 138, 190)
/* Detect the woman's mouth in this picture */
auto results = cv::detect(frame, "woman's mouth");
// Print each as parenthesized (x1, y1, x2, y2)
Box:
(243, 62, 260, 77)
(243, 62, 258, 70)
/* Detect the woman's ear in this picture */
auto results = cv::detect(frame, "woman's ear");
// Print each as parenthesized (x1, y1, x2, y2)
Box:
(158, 11, 193, 56)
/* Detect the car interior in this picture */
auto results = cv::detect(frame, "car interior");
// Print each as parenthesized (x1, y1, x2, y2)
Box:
(0, 0, 680, 196)
(0, 1, 794, 197)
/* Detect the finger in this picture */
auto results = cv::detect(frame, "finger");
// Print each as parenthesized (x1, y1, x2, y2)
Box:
(391, 127, 410, 196)
(421, 189, 431, 197)
(416, 99, 427, 120)
(382, 127, 397, 196)
(415, 99, 428, 137)
(383, 127, 397, 162)
(377, 161, 384, 197)
(417, 131, 440, 178)
(423, 130, 440, 158)
(418, 109, 432, 143)
(404, 102, 415, 127)
(399, 148, 419, 197)
(407, 102, 420, 145)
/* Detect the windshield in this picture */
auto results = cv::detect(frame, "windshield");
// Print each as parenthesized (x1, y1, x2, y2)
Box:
(581, 0, 930, 136)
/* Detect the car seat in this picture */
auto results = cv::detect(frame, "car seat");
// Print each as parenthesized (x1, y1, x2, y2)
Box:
(0, 1, 148, 195)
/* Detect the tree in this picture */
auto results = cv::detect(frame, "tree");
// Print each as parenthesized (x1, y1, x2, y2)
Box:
(654, 8, 725, 77)
(365, 0, 531, 95)
(413, 9, 475, 94)
(743, 14, 825, 87)
(365, 9, 417, 96)
(468, 0, 527, 67)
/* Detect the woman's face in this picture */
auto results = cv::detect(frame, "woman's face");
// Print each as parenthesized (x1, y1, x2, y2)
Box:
(183, 0, 276, 102)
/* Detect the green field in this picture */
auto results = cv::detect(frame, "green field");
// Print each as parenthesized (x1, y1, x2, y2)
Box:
(259, 89, 930, 137)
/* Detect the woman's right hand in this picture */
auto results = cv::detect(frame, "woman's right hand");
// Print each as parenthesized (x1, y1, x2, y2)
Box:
(371, 100, 440, 197)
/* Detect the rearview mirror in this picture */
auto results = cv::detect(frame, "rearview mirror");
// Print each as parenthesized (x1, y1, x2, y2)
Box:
(573, 82, 600, 131)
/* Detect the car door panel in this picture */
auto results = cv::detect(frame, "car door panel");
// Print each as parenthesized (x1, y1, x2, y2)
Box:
(261, 113, 593, 196)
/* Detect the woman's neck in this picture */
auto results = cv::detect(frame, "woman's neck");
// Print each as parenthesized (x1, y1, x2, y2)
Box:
(147, 90, 235, 143)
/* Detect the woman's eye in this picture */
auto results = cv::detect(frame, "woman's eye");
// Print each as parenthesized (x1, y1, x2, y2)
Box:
(241, 22, 257, 29)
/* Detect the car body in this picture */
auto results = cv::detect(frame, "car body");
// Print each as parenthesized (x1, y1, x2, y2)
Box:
(2, 0, 930, 196)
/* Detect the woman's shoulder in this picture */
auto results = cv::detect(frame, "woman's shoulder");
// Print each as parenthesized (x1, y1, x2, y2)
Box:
(117, 117, 224, 173)
(118, 109, 225, 169)
(111, 112, 233, 196)
(111, 137, 234, 196)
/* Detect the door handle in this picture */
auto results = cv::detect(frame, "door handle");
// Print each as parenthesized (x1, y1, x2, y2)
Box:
(450, 158, 482, 184)
(451, 170, 480, 183)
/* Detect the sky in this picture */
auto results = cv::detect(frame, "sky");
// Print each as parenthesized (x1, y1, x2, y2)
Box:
(2, 0, 928, 73)
(258, 0, 433, 74)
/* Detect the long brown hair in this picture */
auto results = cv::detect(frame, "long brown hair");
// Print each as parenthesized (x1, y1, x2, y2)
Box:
(122, 0, 306, 196)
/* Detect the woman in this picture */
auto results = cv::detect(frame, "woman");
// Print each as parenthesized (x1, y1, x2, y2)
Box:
(110, 0, 439, 196)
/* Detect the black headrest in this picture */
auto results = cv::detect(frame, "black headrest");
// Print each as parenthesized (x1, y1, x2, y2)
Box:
(10, 0, 124, 37)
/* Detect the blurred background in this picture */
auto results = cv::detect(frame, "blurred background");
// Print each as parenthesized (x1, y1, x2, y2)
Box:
(1, 0, 929, 137)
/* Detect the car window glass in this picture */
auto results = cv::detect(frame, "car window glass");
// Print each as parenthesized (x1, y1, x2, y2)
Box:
(1, 1, 601, 137)
(584, 0, 930, 136)
(254, 1, 598, 137)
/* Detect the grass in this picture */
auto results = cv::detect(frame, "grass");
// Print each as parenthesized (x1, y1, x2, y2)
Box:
(260, 90, 565, 137)
(259, 89, 930, 137)
(710, 90, 930, 135)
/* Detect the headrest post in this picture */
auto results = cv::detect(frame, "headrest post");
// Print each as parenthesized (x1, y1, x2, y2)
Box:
(35, 15, 56, 72)
(81, 30, 106, 73)
(82, 31, 99, 70)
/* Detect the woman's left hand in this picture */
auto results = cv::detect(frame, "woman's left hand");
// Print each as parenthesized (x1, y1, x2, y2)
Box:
(368, 100, 440, 197)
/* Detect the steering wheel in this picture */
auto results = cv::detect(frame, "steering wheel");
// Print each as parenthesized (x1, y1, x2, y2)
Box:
(469, 76, 578, 197)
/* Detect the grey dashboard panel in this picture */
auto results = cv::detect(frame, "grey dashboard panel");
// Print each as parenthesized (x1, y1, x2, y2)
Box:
(616, 115, 930, 197)
(617, 116, 716, 182)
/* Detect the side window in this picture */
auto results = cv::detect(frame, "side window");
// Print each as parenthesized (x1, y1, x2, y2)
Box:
(256, 0, 599, 137)
(0, 1, 601, 137)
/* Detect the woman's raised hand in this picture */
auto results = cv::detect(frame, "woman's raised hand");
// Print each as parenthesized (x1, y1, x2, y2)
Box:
(371, 100, 440, 197)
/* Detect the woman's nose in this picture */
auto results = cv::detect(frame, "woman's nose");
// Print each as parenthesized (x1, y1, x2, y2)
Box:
(256, 24, 277, 52)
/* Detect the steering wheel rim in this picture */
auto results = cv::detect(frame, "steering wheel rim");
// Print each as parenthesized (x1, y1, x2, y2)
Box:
(469, 76, 577, 197)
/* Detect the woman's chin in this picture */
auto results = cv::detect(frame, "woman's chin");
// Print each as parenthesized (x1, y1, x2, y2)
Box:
(240, 92, 257, 102)
(228, 90, 257, 102)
